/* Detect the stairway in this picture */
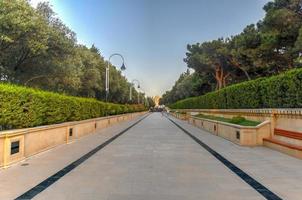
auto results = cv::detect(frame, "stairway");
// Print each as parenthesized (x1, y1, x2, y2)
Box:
(263, 128, 302, 159)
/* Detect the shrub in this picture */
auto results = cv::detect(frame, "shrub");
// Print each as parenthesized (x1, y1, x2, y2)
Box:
(229, 116, 246, 124)
(0, 83, 146, 130)
(170, 68, 302, 109)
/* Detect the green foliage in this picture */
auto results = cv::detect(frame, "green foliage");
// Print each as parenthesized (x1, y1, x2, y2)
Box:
(0, 0, 148, 104)
(163, 0, 302, 105)
(170, 68, 302, 109)
(229, 116, 246, 124)
(160, 71, 213, 105)
(0, 83, 146, 130)
(146, 97, 155, 108)
(195, 114, 260, 126)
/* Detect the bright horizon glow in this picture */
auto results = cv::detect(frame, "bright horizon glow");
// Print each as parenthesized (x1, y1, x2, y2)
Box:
(30, 0, 270, 97)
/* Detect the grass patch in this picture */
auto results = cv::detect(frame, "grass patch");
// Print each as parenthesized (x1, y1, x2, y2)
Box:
(195, 114, 260, 126)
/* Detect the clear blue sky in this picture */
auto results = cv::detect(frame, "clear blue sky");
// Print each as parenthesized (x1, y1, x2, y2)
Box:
(32, 0, 270, 96)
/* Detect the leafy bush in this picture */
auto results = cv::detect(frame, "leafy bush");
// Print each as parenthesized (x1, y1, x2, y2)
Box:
(229, 116, 246, 124)
(195, 114, 260, 126)
(170, 68, 302, 109)
(0, 84, 146, 130)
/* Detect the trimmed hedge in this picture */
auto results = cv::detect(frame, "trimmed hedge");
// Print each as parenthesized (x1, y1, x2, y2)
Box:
(170, 68, 302, 109)
(0, 84, 146, 130)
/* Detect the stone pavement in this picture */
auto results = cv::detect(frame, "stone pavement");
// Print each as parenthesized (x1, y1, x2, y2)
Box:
(0, 113, 301, 200)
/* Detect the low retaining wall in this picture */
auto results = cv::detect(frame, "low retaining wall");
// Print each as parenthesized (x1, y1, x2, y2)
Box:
(170, 112, 189, 120)
(0, 112, 146, 168)
(172, 108, 302, 135)
(188, 117, 271, 146)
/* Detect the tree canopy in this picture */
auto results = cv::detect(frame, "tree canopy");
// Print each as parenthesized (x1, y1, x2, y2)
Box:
(0, 0, 152, 105)
(161, 0, 302, 105)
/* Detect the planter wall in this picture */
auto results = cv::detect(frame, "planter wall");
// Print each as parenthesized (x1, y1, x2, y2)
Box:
(188, 117, 271, 146)
(0, 112, 146, 168)
(170, 112, 189, 120)
(173, 108, 302, 136)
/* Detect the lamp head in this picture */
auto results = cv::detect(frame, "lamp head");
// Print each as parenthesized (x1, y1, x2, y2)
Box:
(120, 63, 126, 71)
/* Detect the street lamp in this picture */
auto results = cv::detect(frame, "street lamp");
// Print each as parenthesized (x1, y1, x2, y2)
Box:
(106, 53, 126, 101)
(139, 88, 147, 107)
(130, 79, 140, 103)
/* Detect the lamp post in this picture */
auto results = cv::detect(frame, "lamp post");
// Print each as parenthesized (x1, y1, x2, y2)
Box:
(139, 88, 147, 106)
(106, 53, 126, 102)
(130, 79, 140, 104)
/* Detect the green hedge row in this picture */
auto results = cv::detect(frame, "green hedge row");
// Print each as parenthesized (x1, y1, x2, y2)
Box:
(0, 84, 146, 130)
(170, 68, 302, 109)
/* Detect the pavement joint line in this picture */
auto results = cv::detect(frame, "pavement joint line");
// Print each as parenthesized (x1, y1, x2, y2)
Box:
(14, 113, 150, 200)
(166, 115, 283, 200)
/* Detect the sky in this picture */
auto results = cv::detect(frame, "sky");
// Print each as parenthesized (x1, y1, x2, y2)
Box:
(30, 0, 270, 96)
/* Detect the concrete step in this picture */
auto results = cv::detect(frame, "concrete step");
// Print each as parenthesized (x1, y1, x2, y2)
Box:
(263, 138, 302, 159)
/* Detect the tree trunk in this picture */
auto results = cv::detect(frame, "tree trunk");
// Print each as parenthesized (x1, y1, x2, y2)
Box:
(229, 58, 251, 80)
(242, 69, 251, 80)
(223, 73, 231, 88)
(214, 64, 223, 90)
(214, 63, 234, 89)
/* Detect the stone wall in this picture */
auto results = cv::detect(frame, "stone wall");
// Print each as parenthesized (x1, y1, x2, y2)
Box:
(188, 117, 271, 146)
(0, 112, 146, 168)
(173, 108, 302, 134)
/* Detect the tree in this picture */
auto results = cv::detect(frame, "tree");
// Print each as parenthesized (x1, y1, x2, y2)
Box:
(0, 0, 49, 80)
(0, 0, 140, 104)
(146, 97, 155, 108)
(184, 0, 302, 89)
(160, 71, 213, 105)
(229, 24, 261, 79)
(256, 0, 302, 73)
(294, 27, 302, 65)
(164, 0, 302, 105)
(184, 39, 249, 90)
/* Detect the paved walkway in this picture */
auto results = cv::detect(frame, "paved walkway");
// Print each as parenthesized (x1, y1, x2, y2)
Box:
(0, 113, 302, 199)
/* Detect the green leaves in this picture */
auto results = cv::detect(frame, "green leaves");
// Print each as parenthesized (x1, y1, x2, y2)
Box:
(0, 0, 140, 104)
(170, 68, 302, 109)
(0, 83, 146, 130)
(165, 0, 302, 106)
(0, 0, 49, 64)
(160, 72, 213, 105)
